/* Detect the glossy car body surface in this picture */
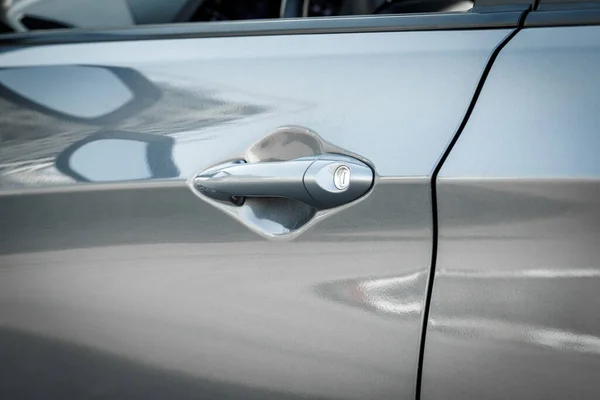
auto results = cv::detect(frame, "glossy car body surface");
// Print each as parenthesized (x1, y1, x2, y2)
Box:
(0, 1, 599, 399)
(422, 25, 600, 400)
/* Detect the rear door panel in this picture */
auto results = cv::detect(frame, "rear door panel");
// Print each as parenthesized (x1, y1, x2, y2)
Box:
(422, 26, 600, 400)
(0, 22, 512, 399)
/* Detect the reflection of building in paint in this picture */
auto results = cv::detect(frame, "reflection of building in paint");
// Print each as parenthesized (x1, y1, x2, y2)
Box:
(0, 158, 75, 189)
(431, 318, 600, 355)
(315, 270, 426, 317)
(318, 268, 600, 355)
(0, 70, 270, 190)
(435, 268, 600, 355)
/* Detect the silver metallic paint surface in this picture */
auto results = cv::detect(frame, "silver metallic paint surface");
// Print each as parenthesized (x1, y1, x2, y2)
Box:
(0, 180, 432, 400)
(0, 29, 511, 399)
(423, 26, 600, 400)
(0, 29, 511, 187)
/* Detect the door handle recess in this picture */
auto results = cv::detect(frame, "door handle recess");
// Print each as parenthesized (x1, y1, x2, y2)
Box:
(193, 153, 374, 210)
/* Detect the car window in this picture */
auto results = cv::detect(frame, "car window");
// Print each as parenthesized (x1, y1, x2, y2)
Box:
(0, 0, 474, 34)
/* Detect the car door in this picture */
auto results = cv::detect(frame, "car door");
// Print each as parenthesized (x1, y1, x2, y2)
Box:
(0, 4, 524, 400)
(421, 1, 600, 400)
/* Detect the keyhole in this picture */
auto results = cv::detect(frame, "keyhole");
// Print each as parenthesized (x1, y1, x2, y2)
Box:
(334, 165, 350, 190)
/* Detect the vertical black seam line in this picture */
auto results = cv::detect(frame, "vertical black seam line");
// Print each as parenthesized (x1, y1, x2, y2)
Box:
(414, 9, 528, 400)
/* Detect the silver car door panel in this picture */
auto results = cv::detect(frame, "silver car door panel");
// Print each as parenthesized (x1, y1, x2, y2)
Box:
(422, 25, 600, 400)
(0, 18, 515, 400)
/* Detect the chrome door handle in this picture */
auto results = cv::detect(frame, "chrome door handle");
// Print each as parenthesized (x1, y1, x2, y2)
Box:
(193, 153, 374, 210)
